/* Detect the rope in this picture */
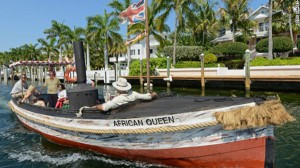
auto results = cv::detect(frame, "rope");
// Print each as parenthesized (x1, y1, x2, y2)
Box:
(76, 106, 90, 117)
(8, 101, 218, 134)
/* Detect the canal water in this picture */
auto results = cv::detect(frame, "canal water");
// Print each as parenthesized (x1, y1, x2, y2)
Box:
(0, 82, 299, 168)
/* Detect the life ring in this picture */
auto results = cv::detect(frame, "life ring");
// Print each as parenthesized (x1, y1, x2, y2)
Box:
(64, 66, 77, 83)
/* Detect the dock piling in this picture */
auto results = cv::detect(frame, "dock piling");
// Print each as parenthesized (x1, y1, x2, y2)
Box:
(3, 65, 8, 85)
(167, 56, 171, 88)
(244, 49, 251, 92)
(200, 53, 205, 90)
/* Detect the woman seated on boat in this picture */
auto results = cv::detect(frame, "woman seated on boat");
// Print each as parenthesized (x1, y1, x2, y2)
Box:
(55, 84, 67, 108)
(21, 85, 45, 107)
(93, 78, 157, 111)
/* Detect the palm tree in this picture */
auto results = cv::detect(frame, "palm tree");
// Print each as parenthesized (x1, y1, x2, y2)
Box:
(189, 2, 218, 47)
(273, 0, 296, 49)
(219, 0, 250, 42)
(155, 0, 195, 65)
(268, 0, 273, 59)
(38, 38, 58, 61)
(21, 44, 41, 61)
(64, 26, 85, 59)
(87, 10, 123, 71)
(127, 1, 170, 49)
(44, 20, 69, 62)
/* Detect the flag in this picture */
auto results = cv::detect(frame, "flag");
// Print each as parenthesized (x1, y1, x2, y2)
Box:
(119, 0, 145, 25)
(125, 32, 145, 45)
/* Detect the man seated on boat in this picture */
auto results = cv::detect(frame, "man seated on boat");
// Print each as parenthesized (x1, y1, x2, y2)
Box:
(93, 77, 157, 111)
(21, 85, 45, 107)
(10, 74, 28, 99)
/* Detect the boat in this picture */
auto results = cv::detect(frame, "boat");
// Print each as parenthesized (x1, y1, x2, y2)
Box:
(8, 42, 294, 167)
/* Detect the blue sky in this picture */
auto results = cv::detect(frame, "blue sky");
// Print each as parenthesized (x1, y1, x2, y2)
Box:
(0, 0, 268, 52)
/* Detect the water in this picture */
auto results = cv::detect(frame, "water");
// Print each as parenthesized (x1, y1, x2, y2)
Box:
(0, 82, 299, 167)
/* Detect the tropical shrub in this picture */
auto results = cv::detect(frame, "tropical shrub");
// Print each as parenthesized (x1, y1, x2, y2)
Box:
(211, 42, 248, 59)
(256, 37, 293, 54)
(129, 58, 167, 76)
(204, 53, 217, 64)
(163, 46, 203, 61)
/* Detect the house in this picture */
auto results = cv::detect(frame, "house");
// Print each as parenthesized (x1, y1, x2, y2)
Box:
(212, 4, 270, 50)
(109, 35, 160, 69)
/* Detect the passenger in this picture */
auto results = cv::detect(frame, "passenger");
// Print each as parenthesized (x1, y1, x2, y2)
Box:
(40, 71, 61, 107)
(10, 74, 28, 99)
(93, 77, 158, 111)
(55, 84, 67, 108)
(86, 78, 95, 87)
(21, 85, 45, 107)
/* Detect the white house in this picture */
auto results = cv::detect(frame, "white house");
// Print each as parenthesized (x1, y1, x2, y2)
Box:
(212, 4, 270, 50)
(109, 35, 161, 69)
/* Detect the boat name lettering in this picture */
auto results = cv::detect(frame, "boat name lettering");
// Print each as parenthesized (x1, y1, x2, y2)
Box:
(113, 116, 175, 127)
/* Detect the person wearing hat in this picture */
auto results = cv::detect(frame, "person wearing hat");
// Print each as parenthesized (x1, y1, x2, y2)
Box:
(10, 74, 28, 99)
(94, 77, 157, 111)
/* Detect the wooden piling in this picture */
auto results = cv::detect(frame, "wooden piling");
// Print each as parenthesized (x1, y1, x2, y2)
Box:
(3, 65, 8, 84)
(139, 58, 143, 87)
(167, 56, 170, 88)
(244, 49, 251, 92)
(200, 53, 205, 89)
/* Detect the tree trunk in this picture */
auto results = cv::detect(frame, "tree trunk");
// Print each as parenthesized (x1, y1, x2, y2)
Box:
(232, 23, 235, 42)
(288, 13, 294, 53)
(172, 13, 179, 65)
(268, 0, 273, 60)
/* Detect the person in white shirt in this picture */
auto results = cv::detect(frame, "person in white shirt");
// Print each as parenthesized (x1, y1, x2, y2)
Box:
(94, 77, 157, 111)
(55, 84, 67, 108)
(10, 74, 28, 99)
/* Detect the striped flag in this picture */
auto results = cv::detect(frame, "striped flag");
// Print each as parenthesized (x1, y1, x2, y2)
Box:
(119, 0, 145, 24)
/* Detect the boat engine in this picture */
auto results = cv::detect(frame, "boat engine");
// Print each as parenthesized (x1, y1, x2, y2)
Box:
(68, 41, 98, 110)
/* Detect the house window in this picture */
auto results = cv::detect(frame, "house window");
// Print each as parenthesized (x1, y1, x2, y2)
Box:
(219, 28, 226, 36)
(130, 49, 135, 55)
(259, 23, 264, 32)
(150, 49, 153, 54)
(259, 22, 268, 32)
(138, 49, 140, 55)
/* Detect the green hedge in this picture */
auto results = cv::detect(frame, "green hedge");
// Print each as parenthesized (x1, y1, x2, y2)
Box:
(129, 58, 167, 76)
(211, 42, 248, 58)
(250, 57, 300, 66)
(163, 46, 203, 61)
(174, 61, 224, 68)
(256, 37, 293, 53)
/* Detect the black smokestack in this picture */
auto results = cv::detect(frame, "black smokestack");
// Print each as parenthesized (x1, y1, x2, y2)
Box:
(73, 41, 86, 84)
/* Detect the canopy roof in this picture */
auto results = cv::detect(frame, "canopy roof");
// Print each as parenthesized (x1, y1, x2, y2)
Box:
(9, 60, 74, 68)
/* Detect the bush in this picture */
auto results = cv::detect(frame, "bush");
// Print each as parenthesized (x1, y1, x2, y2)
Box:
(224, 59, 245, 69)
(163, 46, 203, 61)
(256, 37, 293, 54)
(204, 53, 217, 64)
(211, 42, 248, 59)
(129, 58, 167, 76)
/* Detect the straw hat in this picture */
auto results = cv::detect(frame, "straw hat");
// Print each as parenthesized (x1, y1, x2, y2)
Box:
(112, 77, 132, 91)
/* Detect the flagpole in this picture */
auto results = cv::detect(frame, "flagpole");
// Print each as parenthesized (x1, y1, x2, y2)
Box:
(145, 0, 150, 93)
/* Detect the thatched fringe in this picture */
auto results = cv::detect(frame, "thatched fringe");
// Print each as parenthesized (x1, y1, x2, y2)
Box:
(214, 99, 295, 130)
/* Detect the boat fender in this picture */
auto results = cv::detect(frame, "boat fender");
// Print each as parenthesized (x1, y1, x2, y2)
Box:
(64, 66, 77, 83)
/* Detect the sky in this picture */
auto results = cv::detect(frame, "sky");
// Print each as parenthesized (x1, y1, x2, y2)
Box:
(0, 0, 268, 52)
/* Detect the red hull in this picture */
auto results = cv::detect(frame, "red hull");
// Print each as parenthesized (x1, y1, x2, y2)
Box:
(20, 120, 273, 168)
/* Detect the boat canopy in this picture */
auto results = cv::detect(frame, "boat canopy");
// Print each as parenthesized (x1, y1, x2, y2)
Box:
(9, 60, 74, 68)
